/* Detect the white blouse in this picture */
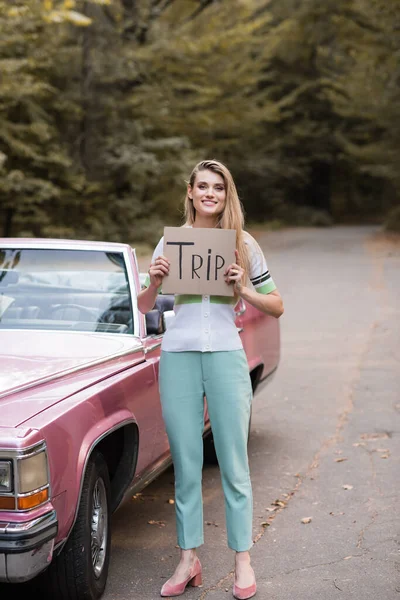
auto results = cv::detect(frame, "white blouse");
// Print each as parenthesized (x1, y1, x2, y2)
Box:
(144, 231, 276, 352)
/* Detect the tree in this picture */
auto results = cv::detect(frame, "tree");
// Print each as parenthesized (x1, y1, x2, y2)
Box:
(2, 0, 399, 241)
(0, 1, 74, 237)
(129, 0, 400, 222)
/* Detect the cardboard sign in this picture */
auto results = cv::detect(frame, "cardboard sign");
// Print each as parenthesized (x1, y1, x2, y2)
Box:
(162, 227, 236, 296)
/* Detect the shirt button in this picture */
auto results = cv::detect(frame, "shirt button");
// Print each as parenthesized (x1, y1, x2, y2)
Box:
(204, 313, 208, 318)
(204, 295, 209, 300)
(205, 345, 210, 350)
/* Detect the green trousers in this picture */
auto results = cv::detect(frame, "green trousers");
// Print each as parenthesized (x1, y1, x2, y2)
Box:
(159, 349, 253, 551)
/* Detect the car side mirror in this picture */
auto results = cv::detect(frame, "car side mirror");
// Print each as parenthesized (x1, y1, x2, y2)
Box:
(145, 309, 162, 335)
(162, 310, 175, 331)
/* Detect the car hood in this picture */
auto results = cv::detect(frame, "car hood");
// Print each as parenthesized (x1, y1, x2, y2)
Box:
(0, 330, 144, 428)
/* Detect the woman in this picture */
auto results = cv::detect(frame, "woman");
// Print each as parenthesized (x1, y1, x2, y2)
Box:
(137, 160, 283, 599)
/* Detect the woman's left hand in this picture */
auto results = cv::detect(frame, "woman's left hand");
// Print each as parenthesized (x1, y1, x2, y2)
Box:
(225, 250, 245, 293)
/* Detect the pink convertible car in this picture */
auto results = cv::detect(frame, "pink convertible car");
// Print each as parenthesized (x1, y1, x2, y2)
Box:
(0, 238, 280, 599)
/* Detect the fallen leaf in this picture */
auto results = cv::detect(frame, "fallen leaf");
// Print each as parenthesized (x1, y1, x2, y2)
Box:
(377, 448, 389, 453)
(335, 457, 348, 463)
(271, 499, 287, 508)
(380, 454, 389, 459)
(266, 507, 279, 512)
(261, 522, 270, 528)
(360, 432, 389, 441)
(301, 517, 312, 524)
(344, 556, 352, 560)
(148, 520, 166, 527)
(353, 442, 366, 447)
(342, 484, 353, 490)
(206, 521, 219, 527)
(168, 499, 175, 504)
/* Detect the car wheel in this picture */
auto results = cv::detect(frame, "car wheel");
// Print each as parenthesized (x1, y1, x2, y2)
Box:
(203, 405, 253, 465)
(41, 451, 111, 600)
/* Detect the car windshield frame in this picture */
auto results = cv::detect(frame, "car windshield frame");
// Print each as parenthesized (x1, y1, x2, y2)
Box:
(0, 242, 140, 337)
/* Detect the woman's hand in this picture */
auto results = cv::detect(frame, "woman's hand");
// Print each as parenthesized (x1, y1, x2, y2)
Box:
(138, 254, 170, 314)
(225, 250, 245, 294)
(148, 255, 170, 290)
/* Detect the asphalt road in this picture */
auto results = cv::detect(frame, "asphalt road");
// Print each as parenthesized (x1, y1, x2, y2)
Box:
(4, 226, 399, 600)
(104, 226, 400, 600)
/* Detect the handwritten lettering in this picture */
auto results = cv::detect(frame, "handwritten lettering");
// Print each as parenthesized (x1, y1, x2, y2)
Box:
(192, 254, 203, 279)
(215, 255, 225, 280)
(206, 249, 211, 281)
(166, 241, 195, 279)
(167, 242, 228, 282)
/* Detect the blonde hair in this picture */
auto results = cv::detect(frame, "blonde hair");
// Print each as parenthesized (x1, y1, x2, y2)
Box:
(184, 160, 250, 287)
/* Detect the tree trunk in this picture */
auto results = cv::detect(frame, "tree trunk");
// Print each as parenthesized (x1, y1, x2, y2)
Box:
(309, 162, 332, 212)
(3, 207, 14, 237)
(79, 1, 92, 174)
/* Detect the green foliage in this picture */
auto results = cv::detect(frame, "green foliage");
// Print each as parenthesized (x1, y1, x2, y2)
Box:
(1, 0, 399, 243)
(0, 0, 77, 237)
(133, 0, 400, 222)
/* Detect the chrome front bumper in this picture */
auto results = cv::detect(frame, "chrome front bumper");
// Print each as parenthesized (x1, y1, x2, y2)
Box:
(0, 510, 58, 583)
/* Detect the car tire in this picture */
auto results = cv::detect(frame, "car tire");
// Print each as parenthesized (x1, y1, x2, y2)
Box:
(41, 451, 111, 600)
(203, 405, 253, 465)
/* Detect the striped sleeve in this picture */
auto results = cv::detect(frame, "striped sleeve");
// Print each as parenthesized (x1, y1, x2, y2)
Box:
(143, 236, 164, 289)
(245, 233, 277, 295)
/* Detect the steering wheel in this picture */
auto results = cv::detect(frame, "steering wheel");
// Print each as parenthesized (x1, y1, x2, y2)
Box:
(48, 304, 97, 321)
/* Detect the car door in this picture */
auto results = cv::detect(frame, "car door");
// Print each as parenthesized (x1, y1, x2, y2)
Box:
(121, 247, 166, 473)
(142, 335, 168, 463)
(239, 299, 280, 379)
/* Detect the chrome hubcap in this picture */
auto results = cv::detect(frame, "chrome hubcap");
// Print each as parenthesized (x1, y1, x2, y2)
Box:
(91, 478, 108, 578)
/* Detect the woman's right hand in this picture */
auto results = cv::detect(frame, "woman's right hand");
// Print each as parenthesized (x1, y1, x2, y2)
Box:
(148, 255, 170, 289)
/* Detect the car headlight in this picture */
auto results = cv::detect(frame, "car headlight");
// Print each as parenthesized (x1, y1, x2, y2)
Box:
(17, 449, 49, 510)
(0, 443, 50, 511)
(19, 451, 48, 494)
(0, 461, 12, 493)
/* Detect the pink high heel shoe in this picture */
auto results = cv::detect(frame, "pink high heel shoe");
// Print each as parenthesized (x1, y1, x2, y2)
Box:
(233, 580, 257, 599)
(160, 557, 202, 597)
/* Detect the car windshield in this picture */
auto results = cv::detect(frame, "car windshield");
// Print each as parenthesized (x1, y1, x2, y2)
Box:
(0, 248, 134, 334)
